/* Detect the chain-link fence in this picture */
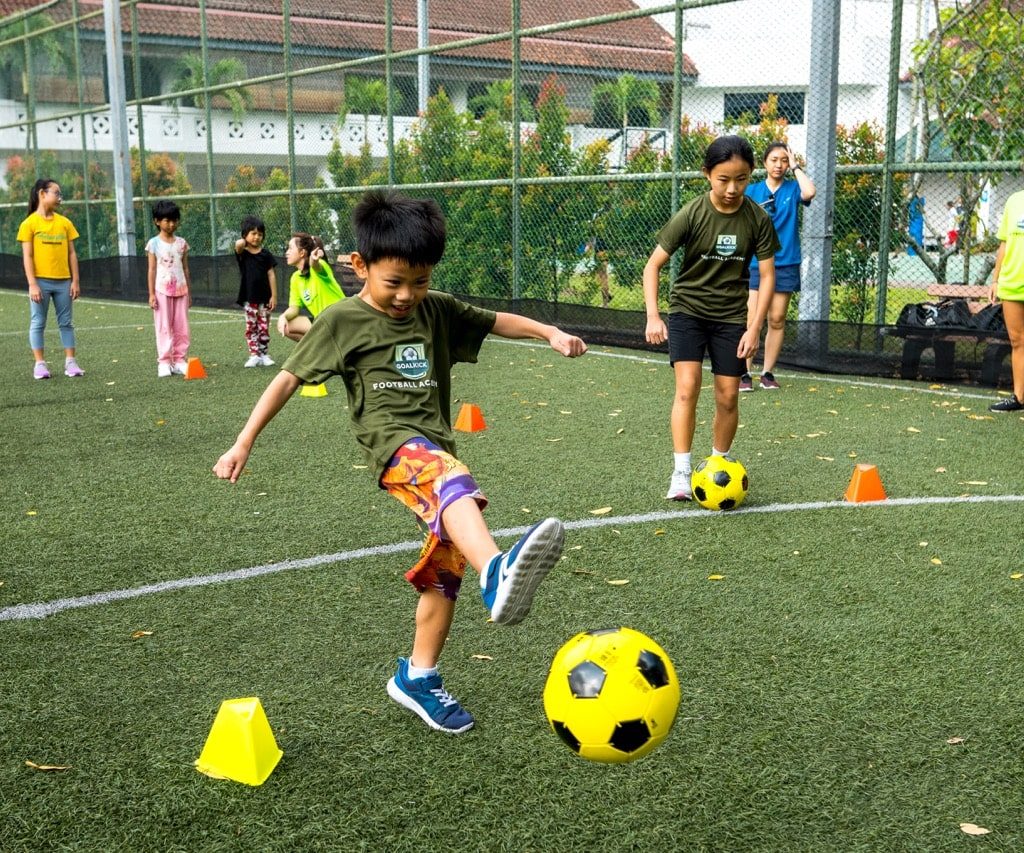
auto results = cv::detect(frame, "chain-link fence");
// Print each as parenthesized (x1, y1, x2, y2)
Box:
(1, 0, 1021, 383)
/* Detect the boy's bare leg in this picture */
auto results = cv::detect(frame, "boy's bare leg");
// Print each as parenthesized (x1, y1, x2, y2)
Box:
(440, 495, 500, 574)
(442, 495, 562, 626)
(410, 588, 455, 669)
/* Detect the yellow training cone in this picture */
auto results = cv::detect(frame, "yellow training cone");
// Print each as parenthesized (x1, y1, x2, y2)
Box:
(299, 382, 328, 398)
(195, 697, 282, 786)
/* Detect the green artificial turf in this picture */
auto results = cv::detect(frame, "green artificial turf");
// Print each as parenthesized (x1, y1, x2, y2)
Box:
(2, 290, 1022, 851)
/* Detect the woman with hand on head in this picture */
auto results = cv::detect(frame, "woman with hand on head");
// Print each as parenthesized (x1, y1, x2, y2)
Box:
(740, 143, 815, 392)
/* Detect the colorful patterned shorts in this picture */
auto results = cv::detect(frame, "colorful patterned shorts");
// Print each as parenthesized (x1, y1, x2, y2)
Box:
(380, 438, 487, 600)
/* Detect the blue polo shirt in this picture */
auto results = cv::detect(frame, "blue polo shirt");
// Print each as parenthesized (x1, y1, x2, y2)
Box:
(746, 179, 809, 268)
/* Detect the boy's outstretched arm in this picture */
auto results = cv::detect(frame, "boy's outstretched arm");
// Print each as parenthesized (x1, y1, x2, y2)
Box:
(213, 370, 302, 482)
(491, 312, 587, 357)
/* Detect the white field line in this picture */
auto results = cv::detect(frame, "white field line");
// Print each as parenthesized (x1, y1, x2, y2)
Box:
(498, 339, 1001, 402)
(3, 493, 1022, 623)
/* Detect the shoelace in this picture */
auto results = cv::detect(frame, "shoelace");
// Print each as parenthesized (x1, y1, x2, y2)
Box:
(429, 686, 458, 708)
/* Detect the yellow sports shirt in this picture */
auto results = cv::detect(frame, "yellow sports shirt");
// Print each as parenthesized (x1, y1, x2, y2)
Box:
(16, 212, 79, 279)
(996, 190, 1024, 299)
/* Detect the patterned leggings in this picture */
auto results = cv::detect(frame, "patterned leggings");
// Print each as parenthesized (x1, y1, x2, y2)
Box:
(244, 302, 270, 356)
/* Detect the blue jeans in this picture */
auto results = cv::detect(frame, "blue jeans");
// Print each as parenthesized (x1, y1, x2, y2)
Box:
(29, 278, 76, 351)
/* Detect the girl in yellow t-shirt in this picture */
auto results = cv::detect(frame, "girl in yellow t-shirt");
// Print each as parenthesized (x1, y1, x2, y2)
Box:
(988, 189, 1024, 412)
(16, 178, 83, 379)
(277, 233, 345, 342)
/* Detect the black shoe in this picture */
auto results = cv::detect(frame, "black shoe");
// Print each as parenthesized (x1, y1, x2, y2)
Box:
(989, 395, 1024, 413)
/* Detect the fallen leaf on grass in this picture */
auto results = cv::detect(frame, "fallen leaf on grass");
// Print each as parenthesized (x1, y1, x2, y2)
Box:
(707, 574, 725, 581)
(559, 410, 572, 415)
(616, 428, 625, 434)
(26, 510, 37, 516)
(569, 545, 583, 551)
(25, 760, 71, 772)
(931, 558, 942, 565)
(967, 414, 994, 421)
(826, 409, 839, 415)
(959, 824, 990, 836)
(959, 480, 988, 486)
(906, 427, 921, 433)
(929, 384, 944, 390)
(1010, 573, 1023, 580)
(130, 630, 153, 640)
(654, 529, 665, 536)
(352, 465, 368, 470)
(470, 654, 493, 661)
(606, 579, 629, 586)
(545, 437, 562, 442)
(815, 455, 834, 462)
(935, 467, 946, 473)
(572, 568, 596, 575)
(848, 452, 858, 458)
(590, 506, 612, 515)
(946, 736, 965, 745)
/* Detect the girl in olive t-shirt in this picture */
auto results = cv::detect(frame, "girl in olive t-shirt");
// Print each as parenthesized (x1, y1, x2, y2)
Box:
(642, 135, 778, 501)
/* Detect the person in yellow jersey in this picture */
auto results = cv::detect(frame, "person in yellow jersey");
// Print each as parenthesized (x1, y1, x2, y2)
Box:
(17, 178, 83, 379)
(988, 190, 1024, 412)
(277, 233, 345, 342)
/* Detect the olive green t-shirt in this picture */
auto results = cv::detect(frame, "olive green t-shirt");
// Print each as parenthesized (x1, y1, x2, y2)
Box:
(282, 291, 496, 479)
(657, 194, 779, 324)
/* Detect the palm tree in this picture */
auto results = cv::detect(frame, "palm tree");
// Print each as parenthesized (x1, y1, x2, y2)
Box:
(0, 12, 68, 100)
(344, 77, 388, 143)
(468, 79, 535, 122)
(173, 54, 253, 120)
(592, 74, 661, 130)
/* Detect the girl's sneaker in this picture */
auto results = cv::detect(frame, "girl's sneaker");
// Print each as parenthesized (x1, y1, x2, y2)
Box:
(157, 363, 173, 378)
(171, 361, 189, 375)
(989, 394, 1024, 412)
(480, 517, 564, 625)
(64, 358, 84, 377)
(244, 355, 262, 368)
(386, 657, 474, 734)
(666, 469, 692, 501)
(759, 371, 780, 390)
(259, 354, 275, 367)
(33, 361, 51, 380)
(739, 373, 754, 392)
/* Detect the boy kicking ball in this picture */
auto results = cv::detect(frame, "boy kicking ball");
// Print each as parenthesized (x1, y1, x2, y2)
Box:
(213, 190, 587, 733)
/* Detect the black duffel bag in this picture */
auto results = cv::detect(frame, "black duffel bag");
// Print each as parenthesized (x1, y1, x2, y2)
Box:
(971, 302, 1006, 334)
(896, 298, 974, 329)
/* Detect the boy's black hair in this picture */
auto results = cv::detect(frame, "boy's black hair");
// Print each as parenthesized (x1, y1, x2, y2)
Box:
(352, 190, 446, 267)
(240, 215, 266, 237)
(151, 199, 181, 222)
(703, 135, 755, 172)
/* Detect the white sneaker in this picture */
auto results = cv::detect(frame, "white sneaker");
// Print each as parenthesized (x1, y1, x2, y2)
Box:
(171, 361, 188, 375)
(259, 354, 275, 367)
(666, 469, 692, 501)
(244, 355, 262, 368)
(157, 363, 172, 378)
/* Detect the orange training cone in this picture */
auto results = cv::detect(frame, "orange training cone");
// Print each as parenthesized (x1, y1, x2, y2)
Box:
(454, 403, 486, 432)
(844, 463, 887, 503)
(184, 357, 207, 380)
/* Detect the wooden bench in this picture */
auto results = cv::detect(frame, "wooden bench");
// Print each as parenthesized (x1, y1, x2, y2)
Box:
(883, 284, 1009, 383)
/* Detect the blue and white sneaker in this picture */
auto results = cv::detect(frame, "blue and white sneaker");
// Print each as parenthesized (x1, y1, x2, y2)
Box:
(386, 657, 474, 734)
(481, 517, 564, 625)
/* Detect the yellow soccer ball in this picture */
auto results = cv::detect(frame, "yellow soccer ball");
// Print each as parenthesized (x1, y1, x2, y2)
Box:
(691, 455, 748, 511)
(542, 627, 680, 763)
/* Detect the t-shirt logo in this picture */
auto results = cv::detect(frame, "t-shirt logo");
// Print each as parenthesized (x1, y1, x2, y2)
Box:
(394, 343, 429, 379)
(716, 235, 738, 257)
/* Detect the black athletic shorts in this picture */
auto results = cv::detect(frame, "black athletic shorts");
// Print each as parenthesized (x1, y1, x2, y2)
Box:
(667, 312, 745, 377)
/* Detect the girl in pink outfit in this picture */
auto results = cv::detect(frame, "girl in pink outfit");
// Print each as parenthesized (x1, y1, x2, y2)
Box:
(146, 200, 192, 377)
